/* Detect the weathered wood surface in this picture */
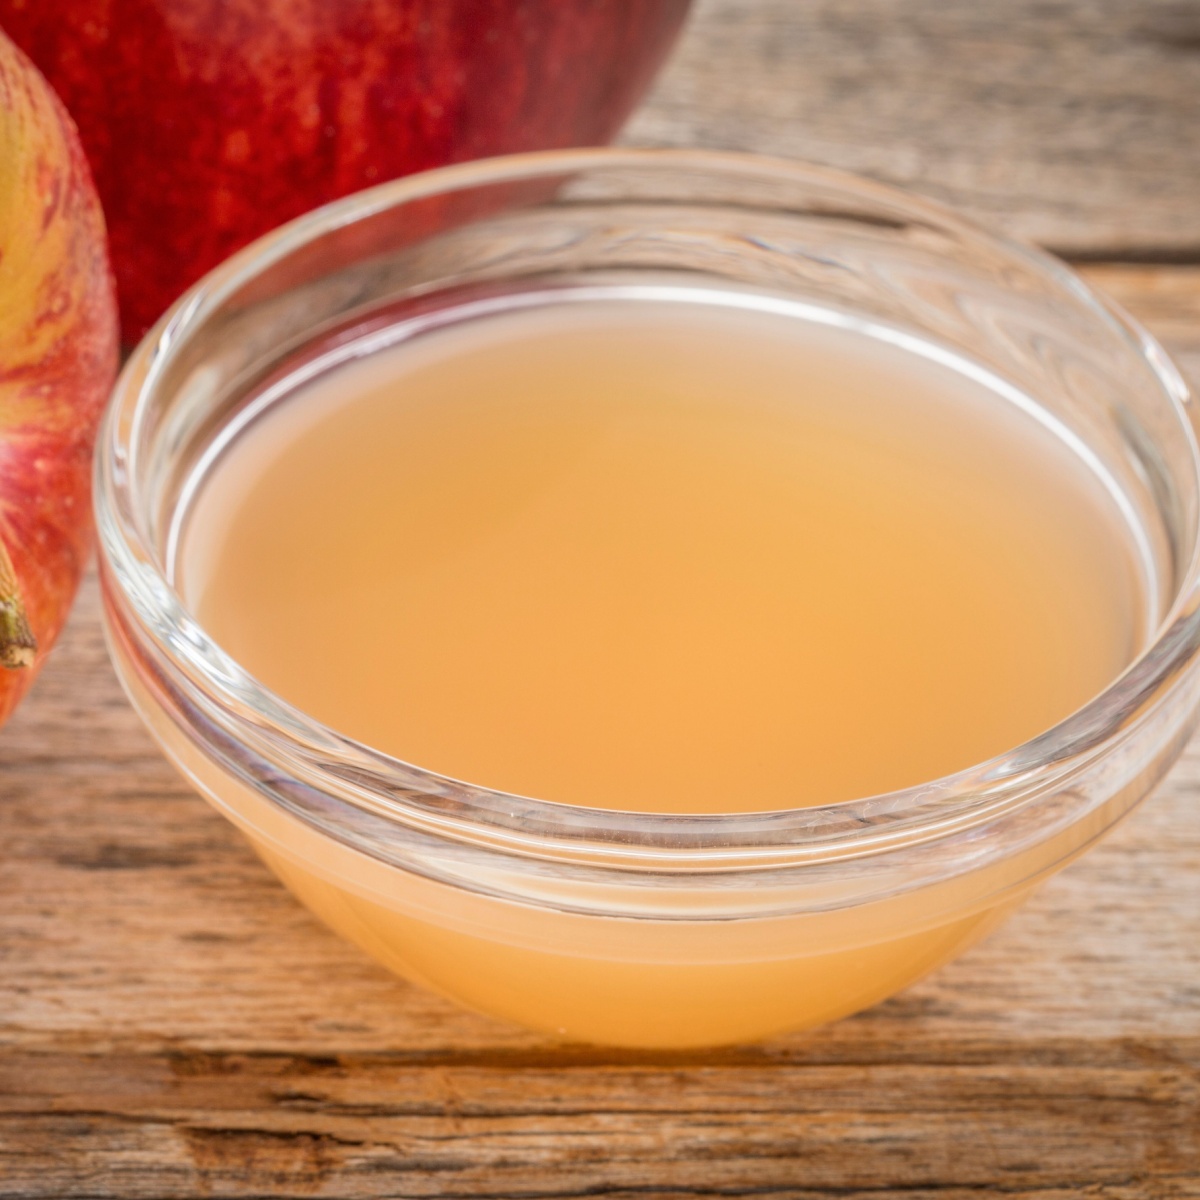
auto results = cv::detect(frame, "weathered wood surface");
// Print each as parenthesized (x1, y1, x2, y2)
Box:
(3, 1, 1200, 1194)
(0, 266, 1197, 1196)
(625, 0, 1200, 257)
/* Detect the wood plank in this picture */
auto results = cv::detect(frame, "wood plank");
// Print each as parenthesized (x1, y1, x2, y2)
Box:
(626, 0, 1200, 257)
(1, 1042, 1197, 1199)
(1, 268, 1198, 1194)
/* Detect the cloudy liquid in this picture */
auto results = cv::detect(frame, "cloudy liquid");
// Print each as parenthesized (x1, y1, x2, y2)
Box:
(179, 294, 1143, 814)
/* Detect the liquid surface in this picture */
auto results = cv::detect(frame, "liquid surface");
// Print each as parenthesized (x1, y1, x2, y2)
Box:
(180, 295, 1143, 812)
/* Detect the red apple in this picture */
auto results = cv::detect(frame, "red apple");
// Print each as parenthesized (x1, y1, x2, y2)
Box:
(0, 0, 691, 341)
(0, 31, 119, 725)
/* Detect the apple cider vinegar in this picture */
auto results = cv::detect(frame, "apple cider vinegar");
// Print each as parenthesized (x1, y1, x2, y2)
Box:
(179, 294, 1144, 815)
(100, 150, 1197, 1051)
(145, 287, 1158, 1046)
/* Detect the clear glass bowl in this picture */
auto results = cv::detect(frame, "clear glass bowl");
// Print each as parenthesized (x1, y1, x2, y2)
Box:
(96, 149, 1200, 1048)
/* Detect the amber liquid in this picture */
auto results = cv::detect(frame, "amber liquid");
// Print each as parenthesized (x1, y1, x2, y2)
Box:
(180, 294, 1143, 814)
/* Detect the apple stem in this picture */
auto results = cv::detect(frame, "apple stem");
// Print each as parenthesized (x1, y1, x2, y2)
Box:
(0, 540, 35, 670)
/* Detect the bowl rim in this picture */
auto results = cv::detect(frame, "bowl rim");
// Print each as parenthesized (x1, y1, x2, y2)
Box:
(95, 146, 1200, 870)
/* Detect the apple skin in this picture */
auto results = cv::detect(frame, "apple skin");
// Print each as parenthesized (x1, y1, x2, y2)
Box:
(0, 0, 691, 341)
(0, 31, 119, 726)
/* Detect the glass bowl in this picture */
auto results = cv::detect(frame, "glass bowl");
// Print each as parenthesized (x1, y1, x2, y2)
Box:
(95, 149, 1200, 1048)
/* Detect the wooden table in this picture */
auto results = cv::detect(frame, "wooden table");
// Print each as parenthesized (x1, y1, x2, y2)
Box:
(3, 2, 1199, 1195)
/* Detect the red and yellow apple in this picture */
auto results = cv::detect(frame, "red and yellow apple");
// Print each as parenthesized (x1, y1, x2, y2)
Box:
(0, 31, 119, 726)
(0, 0, 691, 340)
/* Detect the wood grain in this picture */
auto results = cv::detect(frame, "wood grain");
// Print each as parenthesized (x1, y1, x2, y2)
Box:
(0, 265, 1198, 1196)
(625, 0, 1200, 258)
